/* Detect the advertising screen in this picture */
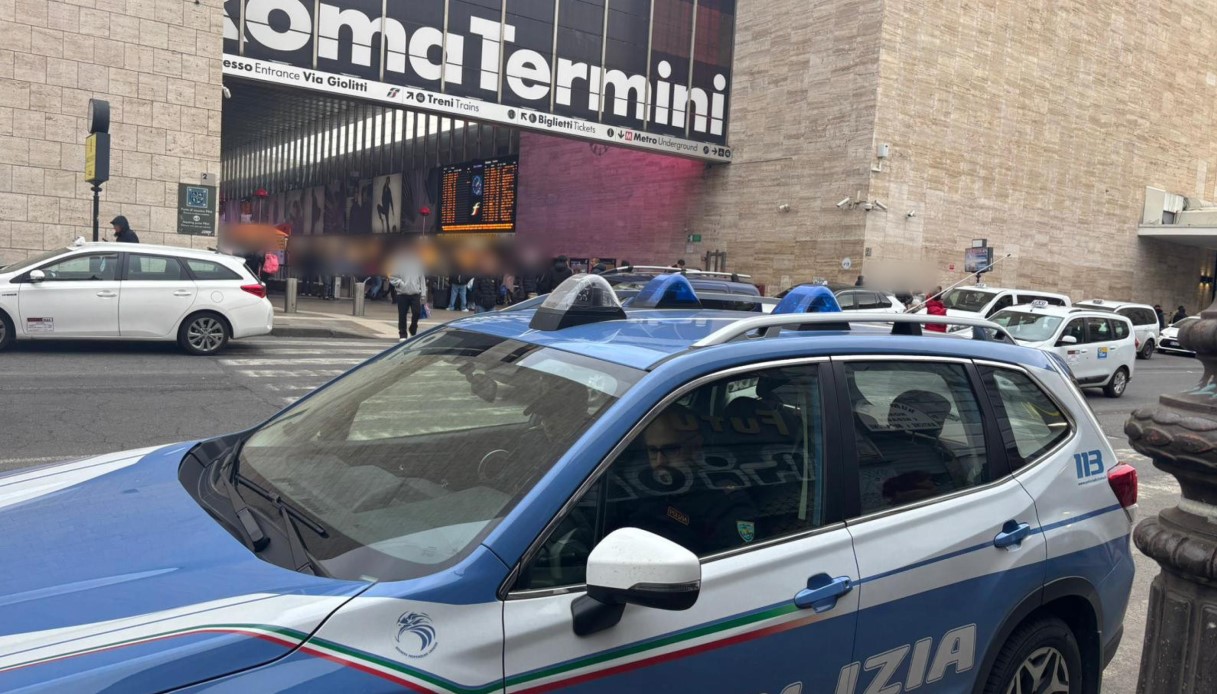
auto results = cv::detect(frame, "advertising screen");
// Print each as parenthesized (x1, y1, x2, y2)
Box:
(964, 247, 994, 273)
(439, 157, 519, 234)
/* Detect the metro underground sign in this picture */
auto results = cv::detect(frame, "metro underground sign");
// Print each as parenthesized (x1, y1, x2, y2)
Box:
(222, 0, 736, 162)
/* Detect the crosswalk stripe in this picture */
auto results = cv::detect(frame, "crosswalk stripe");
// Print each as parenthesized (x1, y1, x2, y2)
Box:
(238, 370, 347, 378)
(241, 339, 394, 348)
(221, 358, 366, 367)
(263, 384, 320, 392)
(233, 348, 386, 356)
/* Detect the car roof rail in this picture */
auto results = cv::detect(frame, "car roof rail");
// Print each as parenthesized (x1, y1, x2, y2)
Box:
(691, 313, 1011, 347)
(603, 265, 752, 280)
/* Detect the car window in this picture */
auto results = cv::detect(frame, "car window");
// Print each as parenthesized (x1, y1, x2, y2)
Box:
(237, 329, 643, 582)
(979, 367, 1071, 470)
(185, 258, 243, 281)
(845, 361, 989, 515)
(940, 288, 996, 312)
(837, 291, 857, 309)
(990, 310, 1062, 342)
(1138, 309, 1156, 326)
(1, 247, 66, 274)
(38, 253, 118, 282)
(1062, 319, 1087, 344)
(986, 294, 1014, 316)
(128, 254, 186, 281)
(1112, 319, 1130, 340)
(516, 364, 826, 590)
(1084, 317, 1112, 343)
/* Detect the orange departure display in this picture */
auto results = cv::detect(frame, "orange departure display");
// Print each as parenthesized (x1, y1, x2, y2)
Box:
(440, 156, 519, 234)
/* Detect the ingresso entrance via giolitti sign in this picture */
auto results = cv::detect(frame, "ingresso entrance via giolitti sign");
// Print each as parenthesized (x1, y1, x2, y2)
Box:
(221, 0, 736, 162)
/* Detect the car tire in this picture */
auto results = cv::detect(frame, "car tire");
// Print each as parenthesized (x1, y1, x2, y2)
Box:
(982, 615, 1083, 694)
(178, 312, 229, 356)
(0, 311, 14, 352)
(1103, 367, 1129, 398)
(1138, 340, 1154, 359)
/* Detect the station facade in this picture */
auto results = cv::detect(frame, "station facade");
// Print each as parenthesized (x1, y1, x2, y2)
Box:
(1, 0, 1214, 309)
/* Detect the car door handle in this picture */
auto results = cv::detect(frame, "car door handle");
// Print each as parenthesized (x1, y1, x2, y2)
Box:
(96, 291, 117, 298)
(794, 574, 853, 613)
(1077, 349, 1089, 354)
(994, 521, 1032, 549)
(173, 290, 193, 297)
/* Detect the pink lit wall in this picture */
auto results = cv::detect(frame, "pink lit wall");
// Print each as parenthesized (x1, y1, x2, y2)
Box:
(515, 132, 707, 266)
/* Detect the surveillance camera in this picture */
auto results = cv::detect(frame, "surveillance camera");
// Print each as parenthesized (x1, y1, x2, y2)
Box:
(862, 202, 874, 211)
(836, 197, 851, 209)
(222, 86, 232, 99)
(907, 210, 917, 218)
(872, 200, 888, 211)
(778, 203, 791, 213)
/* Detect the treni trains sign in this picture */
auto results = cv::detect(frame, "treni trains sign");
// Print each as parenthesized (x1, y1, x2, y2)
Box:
(222, 0, 736, 162)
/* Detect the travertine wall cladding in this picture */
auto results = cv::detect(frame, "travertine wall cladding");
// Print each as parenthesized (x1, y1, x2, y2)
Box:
(0, 0, 224, 265)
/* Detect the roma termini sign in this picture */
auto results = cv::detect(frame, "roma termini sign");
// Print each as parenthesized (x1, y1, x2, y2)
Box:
(221, 0, 736, 162)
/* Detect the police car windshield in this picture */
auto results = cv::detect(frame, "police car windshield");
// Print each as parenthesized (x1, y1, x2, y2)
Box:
(989, 310, 1062, 343)
(940, 288, 997, 312)
(237, 328, 642, 581)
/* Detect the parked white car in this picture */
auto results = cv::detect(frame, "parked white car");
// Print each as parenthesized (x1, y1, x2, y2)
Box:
(1075, 299, 1161, 359)
(0, 241, 273, 355)
(937, 285, 1071, 321)
(990, 302, 1136, 397)
(1158, 316, 1199, 356)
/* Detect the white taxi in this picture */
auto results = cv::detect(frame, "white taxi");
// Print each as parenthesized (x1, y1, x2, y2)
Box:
(0, 241, 273, 355)
(990, 302, 1136, 397)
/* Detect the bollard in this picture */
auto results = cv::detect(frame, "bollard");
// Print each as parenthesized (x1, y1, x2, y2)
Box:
(284, 277, 298, 314)
(353, 281, 366, 316)
(1125, 297, 1217, 693)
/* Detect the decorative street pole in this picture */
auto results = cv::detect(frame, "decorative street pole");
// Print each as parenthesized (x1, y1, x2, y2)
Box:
(84, 99, 111, 241)
(1125, 298, 1217, 693)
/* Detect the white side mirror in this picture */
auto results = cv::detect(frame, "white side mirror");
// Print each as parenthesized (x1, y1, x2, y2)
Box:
(572, 528, 701, 636)
(28, 269, 45, 283)
(1058, 335, 1078, 346)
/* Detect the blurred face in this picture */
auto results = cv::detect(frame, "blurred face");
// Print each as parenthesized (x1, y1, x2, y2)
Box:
(645, 415, 699, 470)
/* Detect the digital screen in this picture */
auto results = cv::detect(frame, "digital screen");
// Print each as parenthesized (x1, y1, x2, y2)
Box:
(439, 157, 519, 234)
(964, 247, 994, 273)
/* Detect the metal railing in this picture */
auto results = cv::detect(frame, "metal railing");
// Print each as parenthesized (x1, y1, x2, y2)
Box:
(692, 314, 1011, 347)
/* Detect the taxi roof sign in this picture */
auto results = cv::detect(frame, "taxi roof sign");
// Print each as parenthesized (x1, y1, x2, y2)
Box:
(1031, 299, 1049, 309)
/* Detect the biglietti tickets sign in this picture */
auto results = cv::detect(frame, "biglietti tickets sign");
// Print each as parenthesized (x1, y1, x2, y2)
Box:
(222, 0, 736, 161)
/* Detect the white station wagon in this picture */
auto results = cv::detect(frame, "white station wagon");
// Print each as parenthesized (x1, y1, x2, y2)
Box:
(0, 241, 273, 355)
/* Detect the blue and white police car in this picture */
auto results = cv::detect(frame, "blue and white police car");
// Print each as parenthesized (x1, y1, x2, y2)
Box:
(0, 275, 1136, 694)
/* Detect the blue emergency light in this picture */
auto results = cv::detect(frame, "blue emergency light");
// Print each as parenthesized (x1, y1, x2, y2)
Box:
(530, 274, 627, 331)
(631, 273, 702, 309)
(772, 285, 842, 314)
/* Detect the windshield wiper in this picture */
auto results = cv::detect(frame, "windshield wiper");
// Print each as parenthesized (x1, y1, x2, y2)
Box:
(213, 449, 270, 552)
(274, 497, 329, 577)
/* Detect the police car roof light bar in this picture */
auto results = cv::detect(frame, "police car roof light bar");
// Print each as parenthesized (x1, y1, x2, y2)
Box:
(530, 274, 626, 331)
(692, 314, 1011, 347)
(632, 273, 703, 310)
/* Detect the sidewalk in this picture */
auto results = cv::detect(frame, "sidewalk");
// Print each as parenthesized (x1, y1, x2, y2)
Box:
(271, 294, 469, 339)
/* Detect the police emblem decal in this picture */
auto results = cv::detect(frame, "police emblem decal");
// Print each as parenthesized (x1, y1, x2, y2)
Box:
(737, 520, 756, 543)
(395, 612, 438, 658)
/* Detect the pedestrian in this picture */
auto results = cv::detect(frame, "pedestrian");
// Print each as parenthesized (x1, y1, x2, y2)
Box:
(592, 260, 608, 274)
(470, 273, 499, 314)
(110, 216, 139, 243)
(389, 241, 427, 340)
(500, 270, 516, 305)
(1172, 305, 1188, 323)
(924, 286, 947, 332)
(673, 258, 687, 272)
(448, 270, 468, 311)
(854, 275, 864, 287)
(540, 255, 573, 293)
(1154, 304, 1166, 329)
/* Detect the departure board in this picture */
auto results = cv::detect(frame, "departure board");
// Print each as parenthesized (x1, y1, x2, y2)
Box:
(439, 157, 519, 234)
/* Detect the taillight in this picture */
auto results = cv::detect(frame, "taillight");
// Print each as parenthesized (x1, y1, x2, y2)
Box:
(1107, 463, 1138, 508)
(241, 283, 267, 298)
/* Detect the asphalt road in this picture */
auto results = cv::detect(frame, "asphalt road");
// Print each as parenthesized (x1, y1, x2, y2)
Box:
(0, 337, 1199, 691)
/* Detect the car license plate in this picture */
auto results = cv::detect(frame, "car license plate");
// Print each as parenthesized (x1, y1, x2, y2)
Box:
(1163, 340, 1177, 347)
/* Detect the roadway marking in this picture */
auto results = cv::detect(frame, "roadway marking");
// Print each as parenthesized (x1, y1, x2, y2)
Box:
(220, 358, 366, 366)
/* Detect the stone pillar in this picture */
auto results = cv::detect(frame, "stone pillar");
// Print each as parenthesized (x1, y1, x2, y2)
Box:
(1124, 299, 1217, 694)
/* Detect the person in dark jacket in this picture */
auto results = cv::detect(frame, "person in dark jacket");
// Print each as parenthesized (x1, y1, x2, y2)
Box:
(1172, 305, 1188, 323)
(1154, 304, 1166, 329)
(110, 216, 139, 243)
(470, 274, 499, 313)
(540, 256, 574, 294)
(448, 272, 468, 311)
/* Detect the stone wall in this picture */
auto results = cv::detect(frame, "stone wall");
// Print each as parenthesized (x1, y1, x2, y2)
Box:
(866, 0, 1217, 309)
(0, 0, 224, 265)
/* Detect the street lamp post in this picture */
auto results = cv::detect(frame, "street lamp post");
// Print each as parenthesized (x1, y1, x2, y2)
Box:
(1125, 298, 1217, 692)
(84, 99, 111, 241)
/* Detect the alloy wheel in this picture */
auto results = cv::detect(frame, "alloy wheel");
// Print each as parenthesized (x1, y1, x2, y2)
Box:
(1005, 646, 1070, 694)
(187, 317, 225, 353)
(1113, 370, 1127, 394)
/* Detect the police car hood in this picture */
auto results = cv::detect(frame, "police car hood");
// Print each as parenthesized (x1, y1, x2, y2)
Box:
(0, 443, 369, 691)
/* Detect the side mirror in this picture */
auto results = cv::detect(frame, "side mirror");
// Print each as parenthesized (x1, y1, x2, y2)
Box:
(1057, 335, 1078, 346)
(571, 528, 701, 636)
(28, 269, 45, 283)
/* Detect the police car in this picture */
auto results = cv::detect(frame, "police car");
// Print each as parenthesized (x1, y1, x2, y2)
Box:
(0, 275, 1136, 694)
(990, 301, 1137, 398)
(0, 240, 273, 354)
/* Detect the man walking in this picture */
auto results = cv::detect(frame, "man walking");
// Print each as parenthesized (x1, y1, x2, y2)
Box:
(110, 216, 139, 243)
(448, 270, 468, 311)
(390, 241, 427, 340)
